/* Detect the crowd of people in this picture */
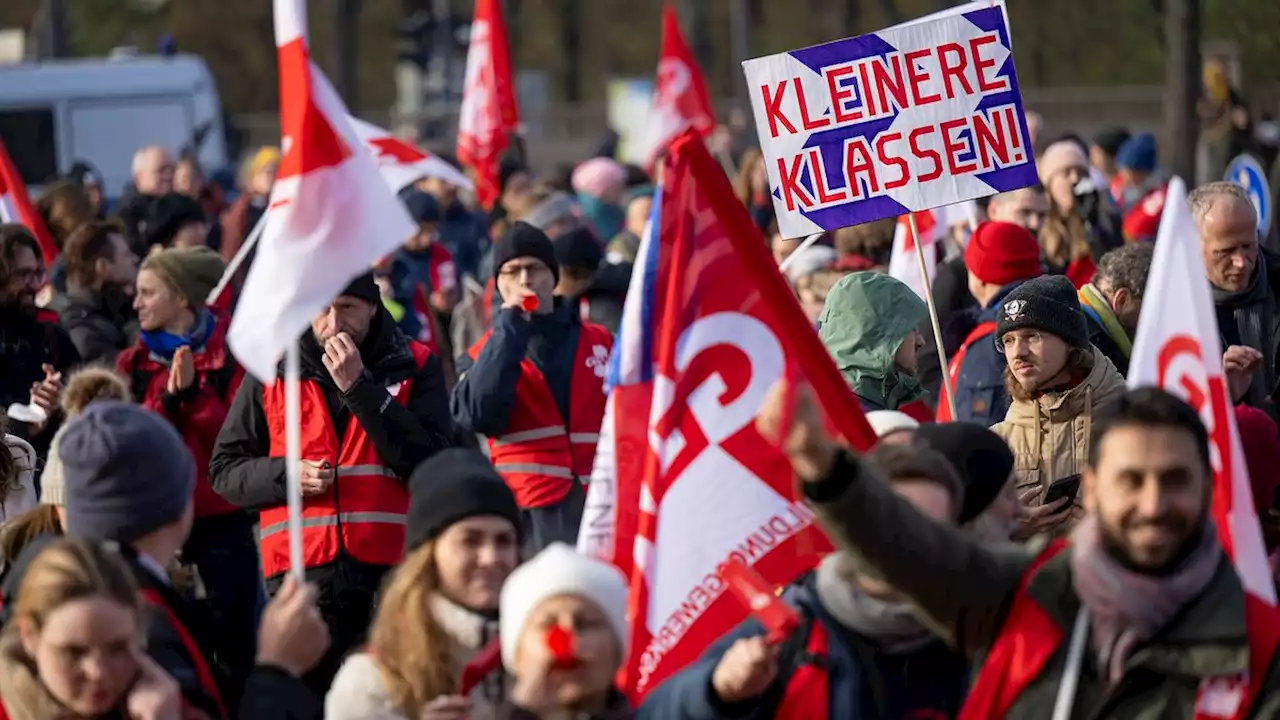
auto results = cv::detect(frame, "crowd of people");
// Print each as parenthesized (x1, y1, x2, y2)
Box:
(0, 79, 1279, 718)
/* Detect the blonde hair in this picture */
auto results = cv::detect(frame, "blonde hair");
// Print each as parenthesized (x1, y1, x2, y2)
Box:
(731, 148, 765, 205)
(61, 366, 132, 415)
(795, 268, 849, 306)
(1039, 211, 1091, 270)
(0, 540, 140, 720)
(368, 541, 459, 715)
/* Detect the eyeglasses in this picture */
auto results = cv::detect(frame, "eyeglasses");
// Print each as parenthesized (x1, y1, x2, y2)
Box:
(11, 267, 46, 285)
(499, 263, 550, 279)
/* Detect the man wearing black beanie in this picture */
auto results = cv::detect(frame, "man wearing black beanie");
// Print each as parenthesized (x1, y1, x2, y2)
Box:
(210, 269, 455, 694)
(990, 275, 1126, 539)
(453, 221, 613, 553)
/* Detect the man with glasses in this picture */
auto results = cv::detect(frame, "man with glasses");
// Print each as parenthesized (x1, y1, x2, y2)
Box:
(0, 224, 81, 455)
(452, 221, 612, 552)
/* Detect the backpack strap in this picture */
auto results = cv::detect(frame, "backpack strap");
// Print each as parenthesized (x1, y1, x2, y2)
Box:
(756, 597, 820, 717)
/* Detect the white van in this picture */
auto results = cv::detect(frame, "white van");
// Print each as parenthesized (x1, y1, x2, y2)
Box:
(0, 53, 227, 198)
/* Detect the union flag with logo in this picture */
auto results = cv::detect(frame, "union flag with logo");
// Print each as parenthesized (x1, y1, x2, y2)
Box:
(1128, 176, 1280, 719)
(578, 130, 877, 700)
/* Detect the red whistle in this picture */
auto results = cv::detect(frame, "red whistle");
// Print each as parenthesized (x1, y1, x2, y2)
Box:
(544, 626, 579, 669)
(521, 295, 540, 313)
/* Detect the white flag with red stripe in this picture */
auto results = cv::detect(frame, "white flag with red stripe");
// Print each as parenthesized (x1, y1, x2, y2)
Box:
(229, 0, 415, 382)
(348, 117, 474, 193)
(887, 209, 940, 300)
(1128, 176, 1276, 605)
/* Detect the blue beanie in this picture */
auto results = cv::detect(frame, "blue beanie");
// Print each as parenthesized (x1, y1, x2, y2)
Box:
(60, 402, 196, 544)
(403, 190, 441, 225)
(1116, 133, 1157, 173)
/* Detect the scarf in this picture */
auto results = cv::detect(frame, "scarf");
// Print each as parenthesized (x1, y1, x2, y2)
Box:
(814, 553, 935, 654)
(1078, 283, 1132, 357)
(140, 309, 215, 361)
(1069, 514, 1222, 685)
(1213, 259, 1276, 406)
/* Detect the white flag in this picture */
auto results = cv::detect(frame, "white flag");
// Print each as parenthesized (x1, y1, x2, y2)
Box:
(1128, 176, 1276, 605)
(348, 117, 474, 194)
(230, 0, 416, 381)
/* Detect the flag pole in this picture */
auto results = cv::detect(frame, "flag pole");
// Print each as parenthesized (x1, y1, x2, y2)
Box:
(909, 213, 957, 419)
(777, 232, 825, 274)
(284, 342, 305, 581)
(206, 212, 269, 307)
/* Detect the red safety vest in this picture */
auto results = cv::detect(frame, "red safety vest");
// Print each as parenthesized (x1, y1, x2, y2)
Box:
(936, 321, 997, 422)
(467, 322, 611, 508)
(258, 342, 433, 578)
(139, 587, 228, 719)
(961, 541, 1280, 720)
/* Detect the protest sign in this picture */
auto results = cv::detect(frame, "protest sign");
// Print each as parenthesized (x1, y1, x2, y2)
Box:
(742, 1, 1037, 238)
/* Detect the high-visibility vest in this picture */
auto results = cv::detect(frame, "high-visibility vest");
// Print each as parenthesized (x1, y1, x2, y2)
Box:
(259, 342, 433, 578)
(467, 321, 611, 508)
(936, 321, 997, 422)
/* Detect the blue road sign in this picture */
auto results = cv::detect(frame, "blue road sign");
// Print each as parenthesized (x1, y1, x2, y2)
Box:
(1225, 153, 1272, 237)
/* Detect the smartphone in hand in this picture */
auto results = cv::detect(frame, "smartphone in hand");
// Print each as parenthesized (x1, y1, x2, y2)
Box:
(1044, 474, 1082, 506)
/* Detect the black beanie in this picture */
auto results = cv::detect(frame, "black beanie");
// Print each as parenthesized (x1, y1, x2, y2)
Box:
(492, 221, 559, 283)
(145, 193, 206, 247)
(552, 227, 604, 273)
(995, 275, 1089, 349)
(405, 449, 522, 553)
(339, 271, 381, 305)
(913, 423, 1015, 524)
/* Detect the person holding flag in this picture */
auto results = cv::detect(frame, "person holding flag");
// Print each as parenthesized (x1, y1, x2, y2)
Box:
(765, 383, 1280, 718)
(452, 222, 611, 552)
(211, 273, 455, 694)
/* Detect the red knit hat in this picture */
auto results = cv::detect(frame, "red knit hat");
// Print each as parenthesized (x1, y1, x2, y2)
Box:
(963, 221, 1042, 287)
(1235, 405, 1280, 516)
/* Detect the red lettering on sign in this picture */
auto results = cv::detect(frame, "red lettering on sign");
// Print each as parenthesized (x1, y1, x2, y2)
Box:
(760, 81, 797, 138)
(775, 155, 813, 211)
(970, 34, 1009, 93)
(793, 78, 831, 131)
(941, 118, 977, 175)
(909, 125, 943, 182)
(875, 132, 909, 190)
(904, 49, 941, 107)
(936, 42, 974, 100)
(823, 64, 862, 124)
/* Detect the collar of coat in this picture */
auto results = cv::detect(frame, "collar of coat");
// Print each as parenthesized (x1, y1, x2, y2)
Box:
(1026, 543, 1249, 678)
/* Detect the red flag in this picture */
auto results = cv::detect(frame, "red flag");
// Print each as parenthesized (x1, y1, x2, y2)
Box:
(229, 0, 415, 381)
(639, 4, 716, 166)
(457, 0, 519, 210)
(0, 140, 58, 263)
(588, 129, 876, 701)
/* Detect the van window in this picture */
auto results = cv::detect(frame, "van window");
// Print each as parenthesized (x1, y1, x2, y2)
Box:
(0, 108, 57, 185)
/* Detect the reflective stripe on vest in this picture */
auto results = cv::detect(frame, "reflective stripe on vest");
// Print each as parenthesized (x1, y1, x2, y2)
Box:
(468, 322, 609, 508)
(258, 341, 433, 576)
(260, 511, 408, 538)
(774, 619, 829, 720)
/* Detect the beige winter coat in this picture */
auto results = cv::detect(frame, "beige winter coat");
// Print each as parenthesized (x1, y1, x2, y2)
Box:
(991, 347, 1126, 513)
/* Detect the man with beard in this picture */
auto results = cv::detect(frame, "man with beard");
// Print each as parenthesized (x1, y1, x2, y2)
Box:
(763, 384, 1280, 718)
(0, 225, 80, 454)
(990, 275, 1126, 538)
(49, 221, 139, 365)
(640, 444, 970, 719)
(1191, 181, 1280, 410)
(210, 272, 454, 695)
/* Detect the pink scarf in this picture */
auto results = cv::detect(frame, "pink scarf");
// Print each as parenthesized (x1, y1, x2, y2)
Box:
(1069, 514, 1222, 684)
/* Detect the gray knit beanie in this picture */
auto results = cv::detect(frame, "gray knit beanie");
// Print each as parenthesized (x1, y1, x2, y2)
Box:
(60, 402, 195, 544)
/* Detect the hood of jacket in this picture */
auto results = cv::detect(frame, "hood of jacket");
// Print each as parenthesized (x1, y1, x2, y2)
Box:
(1002, 345, 1126, 426)
(819, 272, 928, 409)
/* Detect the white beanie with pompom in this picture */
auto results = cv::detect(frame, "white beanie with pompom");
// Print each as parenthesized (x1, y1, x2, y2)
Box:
(499, 543, 629, 670)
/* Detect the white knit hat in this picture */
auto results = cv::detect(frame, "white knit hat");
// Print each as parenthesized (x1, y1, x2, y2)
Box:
(865, 410, 920, 439)
(499, 543, 629, 669)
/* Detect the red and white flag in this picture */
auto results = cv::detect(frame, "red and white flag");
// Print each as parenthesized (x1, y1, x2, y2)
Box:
(1129, 176, 1275, 605)
(457, 0, 519, 210)
(349, 117, 473, 194)
(229, 0, 415, 381)
(887, 210, 941, 300)
(638, 4, 716, 167)
(0, 139, 57, 263)
(578, 130, 877, 701)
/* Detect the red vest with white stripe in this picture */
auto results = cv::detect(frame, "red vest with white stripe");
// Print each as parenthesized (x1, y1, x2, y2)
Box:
(467, 322, 611, 508)
(258, 342, 432, 578)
